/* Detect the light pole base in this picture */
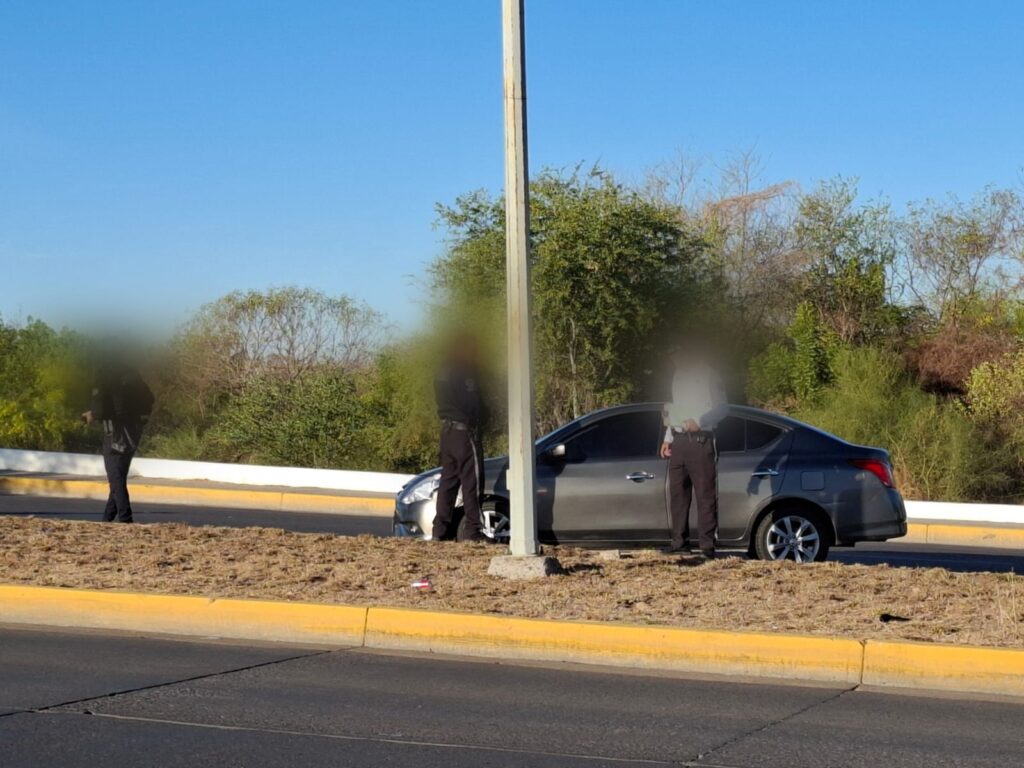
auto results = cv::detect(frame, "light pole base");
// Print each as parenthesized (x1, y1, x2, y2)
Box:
(487, 554, 563, 580)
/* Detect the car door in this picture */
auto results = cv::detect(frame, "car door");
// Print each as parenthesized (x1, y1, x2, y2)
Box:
(714, 415, 793, 543)
(537, 410, 669, 544)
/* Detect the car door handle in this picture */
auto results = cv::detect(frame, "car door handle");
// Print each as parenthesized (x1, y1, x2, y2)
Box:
(751, 468, 779, 477)
(626, 471, 655, 482)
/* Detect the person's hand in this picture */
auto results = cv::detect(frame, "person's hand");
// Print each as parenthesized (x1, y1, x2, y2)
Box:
(685, 419, 700, 432)
(660, 442, 672, 458)
(80, 410, 94, 425)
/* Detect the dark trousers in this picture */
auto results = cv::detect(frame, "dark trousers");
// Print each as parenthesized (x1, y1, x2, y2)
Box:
(432, 424, 483, 540)
(668, 433, 718, 552)
(103, 450, 135, 523)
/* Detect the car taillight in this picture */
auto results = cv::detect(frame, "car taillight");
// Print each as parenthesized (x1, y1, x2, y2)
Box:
(849, 459, 894, 488)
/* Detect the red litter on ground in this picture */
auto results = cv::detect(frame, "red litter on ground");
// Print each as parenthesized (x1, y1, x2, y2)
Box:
(411, 576, 432, 591)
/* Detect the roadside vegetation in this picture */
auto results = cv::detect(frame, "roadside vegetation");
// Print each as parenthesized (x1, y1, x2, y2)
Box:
(2, 154, 1023, 500)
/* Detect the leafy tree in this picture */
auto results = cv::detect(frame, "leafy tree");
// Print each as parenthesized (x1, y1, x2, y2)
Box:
(899, 189, 1024, 326)
(433, 167, 715, 431)
(0, 319, 94, 452)
(795, 178, 897, 344)
(149, 287, 388, 458)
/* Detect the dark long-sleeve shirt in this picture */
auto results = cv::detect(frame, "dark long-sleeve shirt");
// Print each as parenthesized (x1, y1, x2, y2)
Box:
(91, 367, 155, 452)
(434, 361, 486, 429)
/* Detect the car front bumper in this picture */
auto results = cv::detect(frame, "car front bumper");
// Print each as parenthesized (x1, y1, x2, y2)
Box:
(393, 499, 433, 540)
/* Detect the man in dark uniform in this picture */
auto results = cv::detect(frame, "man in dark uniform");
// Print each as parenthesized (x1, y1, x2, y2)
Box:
(431, 334, 487, 542)
(660, 342, 727, 559)
(82, 357, 155, 524)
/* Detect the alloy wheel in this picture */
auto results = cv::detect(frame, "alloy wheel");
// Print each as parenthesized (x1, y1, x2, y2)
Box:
(765, 515, 821, 563)
(481, 506, 511, 542)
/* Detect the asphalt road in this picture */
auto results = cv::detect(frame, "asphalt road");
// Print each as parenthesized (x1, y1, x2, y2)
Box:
(1, 625, 1022, 767)
(3, 493, 1022, 573)
(0, 493, 392, 536)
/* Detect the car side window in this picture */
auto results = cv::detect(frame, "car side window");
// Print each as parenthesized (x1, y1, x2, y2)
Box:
(714, 416, 745, 453)
(564, 412, 661, 462)
(746, 420, 783, 450)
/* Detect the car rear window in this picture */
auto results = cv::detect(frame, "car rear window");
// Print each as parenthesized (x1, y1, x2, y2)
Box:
(714, 416, 745, 453)
(746, 420, 783, 450)
(713, 416, 784, 452)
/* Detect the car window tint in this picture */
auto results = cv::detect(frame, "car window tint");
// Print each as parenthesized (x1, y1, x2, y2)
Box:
(565, 412, 661, 461)
(746, 420, 783, 450)
(714, 416, 745, 453)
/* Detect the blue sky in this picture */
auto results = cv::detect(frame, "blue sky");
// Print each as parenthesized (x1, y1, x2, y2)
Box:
(2, 1, 1022, 332)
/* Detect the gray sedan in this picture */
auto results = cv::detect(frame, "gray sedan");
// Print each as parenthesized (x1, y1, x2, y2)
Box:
(393, 403, 907, 562)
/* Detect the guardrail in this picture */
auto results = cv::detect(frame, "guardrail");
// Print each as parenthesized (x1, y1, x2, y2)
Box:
(2, 447, 1023, 525)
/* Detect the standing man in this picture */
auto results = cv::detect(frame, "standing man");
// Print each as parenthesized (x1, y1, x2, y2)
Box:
(431, 333, 488, 542)
(660, 341, 728, 559)
(82, 355, 155, 524)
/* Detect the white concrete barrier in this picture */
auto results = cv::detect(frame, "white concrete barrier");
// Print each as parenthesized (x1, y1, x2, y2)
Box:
(904, 501, 1024, 526)
(0, 448, 413, 495)
(3, 447, 1023, 524)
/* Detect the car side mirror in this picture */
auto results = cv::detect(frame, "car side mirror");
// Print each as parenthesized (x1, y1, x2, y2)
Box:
(544, 443, 566, 462)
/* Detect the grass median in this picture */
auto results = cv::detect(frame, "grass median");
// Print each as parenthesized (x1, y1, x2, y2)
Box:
(1, 516, 1021, 649)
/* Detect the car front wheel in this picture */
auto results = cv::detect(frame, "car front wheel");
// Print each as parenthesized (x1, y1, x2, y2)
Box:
(754, 509, 831, 563)
(456, 500, 510, 543)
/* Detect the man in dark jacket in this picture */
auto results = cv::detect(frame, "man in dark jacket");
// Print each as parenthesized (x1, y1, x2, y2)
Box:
(82, 360, 155, 523)
(431, 334, 488, 542)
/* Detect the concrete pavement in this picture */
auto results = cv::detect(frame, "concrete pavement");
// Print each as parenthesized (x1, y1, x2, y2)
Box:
(1, 626, 1022, 767)
(3, 494, 1021, 573)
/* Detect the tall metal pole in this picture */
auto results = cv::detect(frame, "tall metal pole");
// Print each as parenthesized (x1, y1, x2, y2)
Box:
(501, 0, 539, 556)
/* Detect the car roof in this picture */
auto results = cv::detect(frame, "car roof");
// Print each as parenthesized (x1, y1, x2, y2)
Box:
(575, 402, 828, 435)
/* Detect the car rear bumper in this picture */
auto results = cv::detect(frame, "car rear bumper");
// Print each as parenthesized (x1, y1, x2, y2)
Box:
(834, 487, 907, 543)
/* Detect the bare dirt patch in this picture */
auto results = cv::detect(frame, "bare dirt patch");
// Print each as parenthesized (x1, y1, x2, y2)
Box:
(2, 517, 1022, 648)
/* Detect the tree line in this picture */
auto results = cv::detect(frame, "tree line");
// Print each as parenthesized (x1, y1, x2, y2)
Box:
(2, 156, 1023, 501)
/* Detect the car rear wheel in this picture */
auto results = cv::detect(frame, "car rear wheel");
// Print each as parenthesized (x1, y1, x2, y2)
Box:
(754, 509, 830, 563)
(456, 500, 510, 544)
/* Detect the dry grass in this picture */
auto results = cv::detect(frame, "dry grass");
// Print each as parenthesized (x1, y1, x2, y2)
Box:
(2, 517, 1022, 648)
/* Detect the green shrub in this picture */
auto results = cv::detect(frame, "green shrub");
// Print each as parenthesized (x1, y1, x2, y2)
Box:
(142, 426, 206, 461)
(202, 370, 378, 470)
(746, 342, 798, 406)
(964, 350, 1024, 477)
(747, 302, 836, 407)
(793, 347, 1019, 501)
(0, 320, 96, 452)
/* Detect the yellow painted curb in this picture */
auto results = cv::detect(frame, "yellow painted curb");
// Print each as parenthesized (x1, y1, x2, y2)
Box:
(902, 523, 928, 544)
(924, 523, 1024, 549)
(0, 475, 393, 517)
(1, 584, 1022, 697)
(902, 521, 1023, 550)
(864, 640, 1024, 696)
(364, 606, 864, 683)
(0, 585, 367, 646)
